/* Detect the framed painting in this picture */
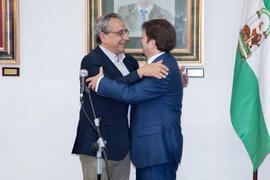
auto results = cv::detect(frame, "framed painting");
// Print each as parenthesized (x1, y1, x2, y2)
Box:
(0, 0, 19, 64)
(86, 0, 203, 66)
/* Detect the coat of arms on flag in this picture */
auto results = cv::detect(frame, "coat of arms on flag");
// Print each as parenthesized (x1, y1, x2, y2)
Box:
(238, 8, 270, 61)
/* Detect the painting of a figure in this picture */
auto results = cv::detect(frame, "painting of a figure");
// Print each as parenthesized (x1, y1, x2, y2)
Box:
(88, 0, 202, 65)
(114, 0, 175, 37)
(111, 0, 187, 50)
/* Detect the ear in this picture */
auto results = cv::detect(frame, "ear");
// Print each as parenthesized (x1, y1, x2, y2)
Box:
(149, 39, 156, 49)
(99, 32, 107, 43)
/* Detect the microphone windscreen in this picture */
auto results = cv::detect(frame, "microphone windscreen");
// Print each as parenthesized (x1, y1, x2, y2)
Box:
(80, 69, 88, 77)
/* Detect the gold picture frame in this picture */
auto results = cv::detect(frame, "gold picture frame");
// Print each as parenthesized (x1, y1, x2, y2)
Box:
(86, 0, 203, 66)
(0, 0, 19, 64)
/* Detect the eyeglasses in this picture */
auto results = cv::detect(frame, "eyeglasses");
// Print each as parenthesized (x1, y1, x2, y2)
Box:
(107, 29, 129, 36)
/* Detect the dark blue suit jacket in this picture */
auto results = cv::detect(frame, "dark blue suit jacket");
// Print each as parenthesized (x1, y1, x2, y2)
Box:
(97, 52, 183, 168)
(72, 46, 141, 160)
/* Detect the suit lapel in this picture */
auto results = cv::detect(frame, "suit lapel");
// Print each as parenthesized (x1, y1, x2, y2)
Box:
(95, 46, 123, 77)
(149, 4, 158, 19)
(123, 57, 134, 73)
(127, 5, 140, 30)
(129, 4, 139, 17)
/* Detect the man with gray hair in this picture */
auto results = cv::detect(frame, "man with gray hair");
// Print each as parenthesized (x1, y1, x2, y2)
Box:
(72, 13, 169, 180)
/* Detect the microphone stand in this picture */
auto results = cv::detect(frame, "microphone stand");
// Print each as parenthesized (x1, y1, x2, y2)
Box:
(80, 87, 113, 180)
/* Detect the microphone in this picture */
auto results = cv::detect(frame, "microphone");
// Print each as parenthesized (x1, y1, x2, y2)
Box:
(80, 69, 88, 101)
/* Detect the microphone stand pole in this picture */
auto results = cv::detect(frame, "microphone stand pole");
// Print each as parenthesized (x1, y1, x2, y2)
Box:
(82, 87, 113, 180)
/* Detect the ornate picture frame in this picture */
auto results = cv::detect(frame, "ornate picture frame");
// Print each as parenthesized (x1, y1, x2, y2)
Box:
(0, 0, 19, 64)
(86, 0, 203, 66)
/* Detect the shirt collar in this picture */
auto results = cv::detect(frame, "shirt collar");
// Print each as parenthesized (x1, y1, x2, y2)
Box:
(146, 52, 165, 64)
(138, 3, 153, 14)
(99, 45, 125, 63)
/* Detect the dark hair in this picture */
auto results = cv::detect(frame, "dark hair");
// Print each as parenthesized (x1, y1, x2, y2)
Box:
(142, 19, 176, 52)
(94, 13, 122, 44)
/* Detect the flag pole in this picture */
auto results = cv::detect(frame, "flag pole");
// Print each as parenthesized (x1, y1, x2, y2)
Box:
(253, 170, 258, 180)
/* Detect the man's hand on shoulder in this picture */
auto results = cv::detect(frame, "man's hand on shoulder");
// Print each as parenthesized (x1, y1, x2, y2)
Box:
(137, 60, 169, 79)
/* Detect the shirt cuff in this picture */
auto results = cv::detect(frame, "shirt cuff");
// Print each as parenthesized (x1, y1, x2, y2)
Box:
(95, 76, 104, 92)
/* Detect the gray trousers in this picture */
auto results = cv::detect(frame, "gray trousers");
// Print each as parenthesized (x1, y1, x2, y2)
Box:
(79, 153, 130, 180)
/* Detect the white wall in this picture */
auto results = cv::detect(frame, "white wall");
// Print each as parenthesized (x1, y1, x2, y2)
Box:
(0, 0, 270, 179)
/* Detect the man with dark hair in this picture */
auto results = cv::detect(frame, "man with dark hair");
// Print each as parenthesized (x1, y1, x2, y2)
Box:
(87, 19, 183, 180)
(72, 13, 169, 180)
(142, 19, 176, 52)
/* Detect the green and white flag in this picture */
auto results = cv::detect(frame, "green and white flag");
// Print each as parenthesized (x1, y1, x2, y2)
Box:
(231, 0, 270, 172)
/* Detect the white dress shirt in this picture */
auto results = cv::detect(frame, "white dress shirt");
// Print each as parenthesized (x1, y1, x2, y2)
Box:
(146, 52, 165, 64)
(99, 45, 129, 76)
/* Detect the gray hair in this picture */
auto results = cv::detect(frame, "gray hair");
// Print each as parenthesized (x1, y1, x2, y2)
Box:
(94, 13, 122, 44)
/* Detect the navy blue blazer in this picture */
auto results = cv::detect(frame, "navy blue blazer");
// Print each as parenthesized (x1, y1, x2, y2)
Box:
(97, 52, 183, 168)
(72, 46, 140, 160)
